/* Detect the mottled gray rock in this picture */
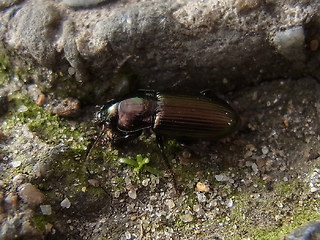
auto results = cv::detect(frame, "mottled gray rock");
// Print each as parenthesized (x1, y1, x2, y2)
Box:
(0, 0, 319, 102)
(5, 0, 61, 67)
(0, 0, 22, 10)
(286, 221, 320, 240)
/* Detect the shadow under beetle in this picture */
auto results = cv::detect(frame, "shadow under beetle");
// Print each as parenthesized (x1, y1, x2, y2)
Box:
(90, 90, 240, 192)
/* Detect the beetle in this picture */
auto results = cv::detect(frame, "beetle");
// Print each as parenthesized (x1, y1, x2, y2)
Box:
(89, 90, 240, 192)
(95, 90, 239, 142)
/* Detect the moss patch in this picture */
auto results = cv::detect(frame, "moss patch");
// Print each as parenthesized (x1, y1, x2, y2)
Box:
(4, 93, 89, 150)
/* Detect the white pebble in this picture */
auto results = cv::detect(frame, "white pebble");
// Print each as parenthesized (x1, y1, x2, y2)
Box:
(180, 213, 193, 223)
(40, 205, 52, 215)
(60, 198, 71, 208)
(10, 161, 22, 168)
(193, 204, 201, 212)
(196, 192, 207, 203)
(128, 189, 137, 199)
(125, 231, 131, 239)
(165, 199, 175, 209)
(215, 174, 228, 182)
(17, 105, 28, 113)
(252, 163, 258, 173)
(311, 187, 318, 193)
(142, 179, 150, 186)
(261, 146, 269, 155)
(226, 199, 234, 208)
(272, 26, 305, 61)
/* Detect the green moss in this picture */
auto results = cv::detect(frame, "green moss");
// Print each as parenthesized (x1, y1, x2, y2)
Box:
(4, 93, 89, 150)
(226, 179, 320, 239)
(31, 215, 52, 233)
(119, 154, 161, 175)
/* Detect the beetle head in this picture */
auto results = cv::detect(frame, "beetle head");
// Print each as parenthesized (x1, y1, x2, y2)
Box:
(95, 103, 118, 130)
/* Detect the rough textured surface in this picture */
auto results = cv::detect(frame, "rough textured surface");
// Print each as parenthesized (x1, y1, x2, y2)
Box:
(1, 0, 320, 239)
(0, 0, 320, 102)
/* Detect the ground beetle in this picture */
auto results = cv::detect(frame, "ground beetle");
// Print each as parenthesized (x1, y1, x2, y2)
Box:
(90, 90, 240, 191)
(96, 90, 239, 141)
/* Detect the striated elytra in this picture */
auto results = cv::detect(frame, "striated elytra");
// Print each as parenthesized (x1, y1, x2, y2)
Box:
(96, 90, 240, 142)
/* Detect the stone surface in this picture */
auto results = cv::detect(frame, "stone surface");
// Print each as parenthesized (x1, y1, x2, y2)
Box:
(17, 183, 45, 205)
(1, 0, 320, 239)
(0, 0, 319, 102)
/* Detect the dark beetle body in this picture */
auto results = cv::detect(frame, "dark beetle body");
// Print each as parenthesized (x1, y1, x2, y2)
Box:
(96, 90, 239, 141)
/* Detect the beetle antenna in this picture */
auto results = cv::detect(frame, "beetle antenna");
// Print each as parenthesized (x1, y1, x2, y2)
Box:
(156, 135, 181, 195)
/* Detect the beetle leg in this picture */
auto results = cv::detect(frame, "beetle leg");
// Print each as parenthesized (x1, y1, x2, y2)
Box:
(111, 130, 142, 144)
(156, 135, 180, 195)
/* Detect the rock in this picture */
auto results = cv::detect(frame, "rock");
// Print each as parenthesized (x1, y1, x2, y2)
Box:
(0, 0, 22, 10)
(286, 221, 320, 240)
(180, 213, 193, 223)
(40, 205, 52, 215)
(272, 26, 306, 61)
(0, 0, 319, 102)
(53, 97, 81, 117)
(17, 183, 45, 205)
(195, 182, 210, 193)
(6, 0, 61, 67)
(60, 198, 71, 209)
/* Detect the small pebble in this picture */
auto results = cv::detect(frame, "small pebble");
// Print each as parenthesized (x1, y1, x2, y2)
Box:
(142, 178, 150, 186)
(53, 98, 80, 117)
(68, 67, 76, 75)
(10, 161, 21, 168)
(18, 183, 44, 205)
(165, 199, 175, 209)
(88, 179, 99, 187)
(272, 26, 305, 61)
(4, 192, 18, 209)
(128, 189, 137, 199)
(36, 93, 46, 106)
(236, 0, 263, 13)
(311, 187, 318, 193)
(215, 174, 228, 182)
(252, 163, 258, 173)
(195, 182, 210, 193)
(125, 231, 131, 239)
(180, 213, 193, 223)
(40, 205, 52, 215)
(226, 199, 234, 208)
(261, 146, 269, 155)
(61, 198, 71, 208)
(193, 204, 201, 212)
(130, 215, 137, 221)
(12, 174, 25, 185)
(17, 105, 28, 113)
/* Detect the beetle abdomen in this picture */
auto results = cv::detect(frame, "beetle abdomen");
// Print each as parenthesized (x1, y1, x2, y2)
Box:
(153, 94, 239, 139)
